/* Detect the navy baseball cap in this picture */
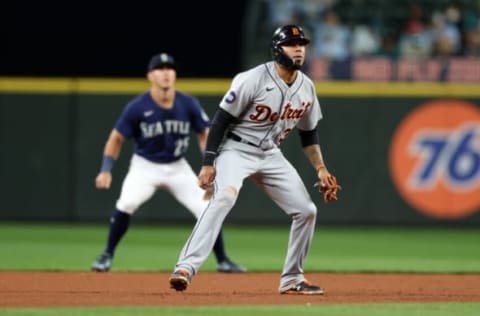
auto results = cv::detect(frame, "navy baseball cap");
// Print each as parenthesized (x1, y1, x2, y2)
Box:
(148, 53, 176, 71)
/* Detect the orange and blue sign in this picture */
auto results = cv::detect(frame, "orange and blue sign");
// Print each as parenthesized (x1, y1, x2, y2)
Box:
(389, 100, 480, 219)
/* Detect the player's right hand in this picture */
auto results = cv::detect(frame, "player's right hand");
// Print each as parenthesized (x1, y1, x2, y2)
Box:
(95, 172, 112, 190)
(198, 166, 216, 190)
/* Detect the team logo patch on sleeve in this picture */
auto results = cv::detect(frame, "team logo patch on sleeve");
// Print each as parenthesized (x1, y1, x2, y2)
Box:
(224, 91, 236, 104)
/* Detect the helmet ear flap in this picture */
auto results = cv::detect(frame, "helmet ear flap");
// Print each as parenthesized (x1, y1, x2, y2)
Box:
(271, 43, 295, 69)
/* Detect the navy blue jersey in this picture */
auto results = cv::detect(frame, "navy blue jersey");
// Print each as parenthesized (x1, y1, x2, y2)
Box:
(115, 91, 210, 163)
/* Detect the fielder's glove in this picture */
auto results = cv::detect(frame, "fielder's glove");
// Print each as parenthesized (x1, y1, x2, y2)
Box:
(314, 175, 342, 203)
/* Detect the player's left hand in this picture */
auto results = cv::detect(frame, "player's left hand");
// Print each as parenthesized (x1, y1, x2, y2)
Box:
(314, 167, 342, 203)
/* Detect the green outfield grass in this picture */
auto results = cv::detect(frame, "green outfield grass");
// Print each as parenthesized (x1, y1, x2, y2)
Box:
(0, 223, 478, 272)
(1, 303, 480, 316)
(0, 223, 479, 315)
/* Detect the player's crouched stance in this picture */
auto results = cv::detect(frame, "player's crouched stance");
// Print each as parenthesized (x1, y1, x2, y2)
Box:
(91, 52, 246, 274)
(169, 24, 341, 295)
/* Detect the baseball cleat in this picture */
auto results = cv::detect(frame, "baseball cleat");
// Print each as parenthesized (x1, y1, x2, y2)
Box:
(280, 280, 324, 295)
(169, 269, 191, 291)
(91, 252, 112, 272)
(217, 259, 247, 273)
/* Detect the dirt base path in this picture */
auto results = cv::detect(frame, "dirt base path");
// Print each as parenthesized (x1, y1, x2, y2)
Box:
(1, 271, 479, 307)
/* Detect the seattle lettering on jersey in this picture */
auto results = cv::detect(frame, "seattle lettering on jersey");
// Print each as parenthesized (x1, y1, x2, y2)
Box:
(140, 120, 190, 138)
(249, 102, 312, 122)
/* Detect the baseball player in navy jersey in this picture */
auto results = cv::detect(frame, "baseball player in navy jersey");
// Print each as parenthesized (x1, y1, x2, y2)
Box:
(169, 25, 341, 295)
(91, 52, 246, 273)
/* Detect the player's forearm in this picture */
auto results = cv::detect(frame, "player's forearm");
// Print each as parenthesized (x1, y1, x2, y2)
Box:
(303, 144, 327, 172)
(99, 130, 125, 172)
(103, 130, 125, 159)
(203, 109, 236, 165)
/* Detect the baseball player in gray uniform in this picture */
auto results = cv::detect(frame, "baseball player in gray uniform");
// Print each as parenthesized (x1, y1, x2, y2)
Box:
(169, 25, 341, 295)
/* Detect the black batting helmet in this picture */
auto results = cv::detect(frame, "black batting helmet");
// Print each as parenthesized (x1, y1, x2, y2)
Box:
(271, 25, 310, 70)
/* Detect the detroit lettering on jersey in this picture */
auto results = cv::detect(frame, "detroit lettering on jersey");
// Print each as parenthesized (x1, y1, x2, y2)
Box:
(115, 91, 210, 163)
(249, 102, 313, 122)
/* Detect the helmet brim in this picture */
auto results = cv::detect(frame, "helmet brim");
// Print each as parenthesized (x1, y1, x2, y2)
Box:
(277, 38, 310, 47)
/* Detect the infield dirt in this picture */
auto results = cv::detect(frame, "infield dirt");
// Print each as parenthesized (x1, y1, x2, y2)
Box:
(1, 271, 480, 307)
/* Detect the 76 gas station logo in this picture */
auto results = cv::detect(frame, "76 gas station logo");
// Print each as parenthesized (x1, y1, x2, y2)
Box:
(389, 100, 480, 219)
(409, 124, 480, 191)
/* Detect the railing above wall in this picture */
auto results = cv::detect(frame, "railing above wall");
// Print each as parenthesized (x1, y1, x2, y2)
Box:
(309, 57, 480, 83)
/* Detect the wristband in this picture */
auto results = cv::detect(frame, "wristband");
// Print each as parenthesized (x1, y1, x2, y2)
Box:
(202, 151, 216, 166)
(100, 155, 115, 172)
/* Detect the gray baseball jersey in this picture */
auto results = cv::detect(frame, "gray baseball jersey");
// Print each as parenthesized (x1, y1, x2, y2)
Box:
(221, 61, 322, 149)
(175, 61, 323, 292)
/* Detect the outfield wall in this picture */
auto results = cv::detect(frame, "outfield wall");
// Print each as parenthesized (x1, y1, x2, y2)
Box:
(1, 78, 479, 225)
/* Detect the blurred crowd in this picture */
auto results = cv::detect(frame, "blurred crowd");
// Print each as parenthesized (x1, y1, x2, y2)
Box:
(265, 0, 480, 61)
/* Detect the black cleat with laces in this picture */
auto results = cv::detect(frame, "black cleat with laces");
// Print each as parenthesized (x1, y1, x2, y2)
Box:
(280, 280, 325, 295)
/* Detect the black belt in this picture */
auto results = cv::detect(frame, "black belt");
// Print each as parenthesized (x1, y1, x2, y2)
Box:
(227, 132, 259, 147)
